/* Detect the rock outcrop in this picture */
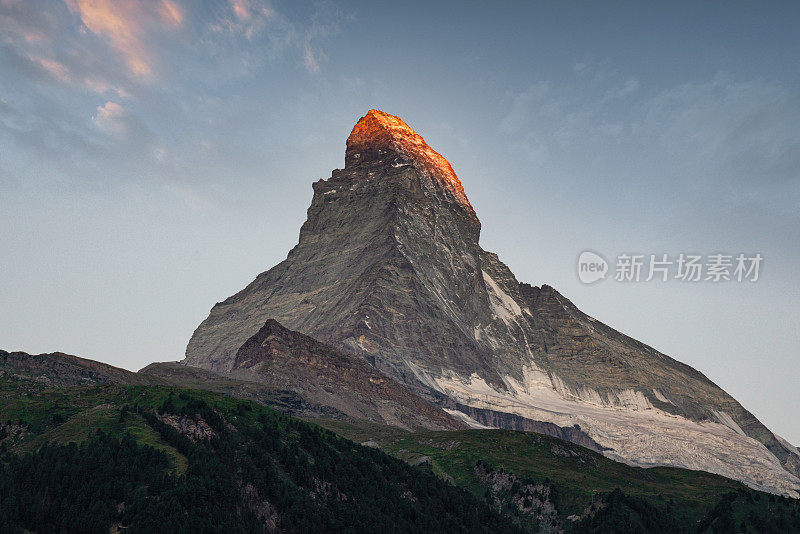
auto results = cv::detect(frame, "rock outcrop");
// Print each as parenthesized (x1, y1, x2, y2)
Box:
(185, 109, 800, 496)
(0, 349, 149, 386)
(227, 319, 461, 431)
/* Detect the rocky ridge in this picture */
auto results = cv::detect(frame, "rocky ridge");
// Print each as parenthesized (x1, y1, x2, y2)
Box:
(228, 319, 461, 430)
(185, 109, 800, 496)
(0, 349, 149, 386)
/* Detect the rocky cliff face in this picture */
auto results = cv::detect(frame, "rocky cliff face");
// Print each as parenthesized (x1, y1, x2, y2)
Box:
(228, 319, 461, 431)
(185, 109, 800, 496)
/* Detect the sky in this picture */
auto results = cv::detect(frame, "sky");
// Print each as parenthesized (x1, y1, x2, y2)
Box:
(1, 1, 798, 443)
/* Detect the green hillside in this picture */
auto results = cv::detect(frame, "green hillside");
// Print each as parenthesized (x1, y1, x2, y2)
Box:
(1, 376, 798, 532)
(0, 379, 520, 533)
(319, 419, 800, 532)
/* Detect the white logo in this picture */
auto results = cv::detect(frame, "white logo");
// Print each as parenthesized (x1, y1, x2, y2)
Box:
(578, 251, 762, 284)
(578, 251, 608, 284)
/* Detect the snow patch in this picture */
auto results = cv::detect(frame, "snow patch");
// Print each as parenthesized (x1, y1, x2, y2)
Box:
(713, 410, 746, 437)
(652, 389, 675, 405)
(482, 271, 522, 323)
(423, 363, 800, 498)
(444, 409, 495, 429)
(611, 390, 654, 411)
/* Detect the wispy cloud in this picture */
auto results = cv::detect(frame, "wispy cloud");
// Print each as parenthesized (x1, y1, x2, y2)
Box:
(1, 0, 146, 95)
(223, 0, 273, 39)
(0, 0, 347, 199)
(29, 54, 71, 83)
(499, 63, 800, 232)
(159, 0, 182, 26)
(2, 0, 343, 98)
(64, 0, 184, 77)
(302, 44, 320, 73)
(503, 67, 797, 178)
(298, 1, 344, 74)
(205, 0, 337, 74)
(93, 100, 126, 133)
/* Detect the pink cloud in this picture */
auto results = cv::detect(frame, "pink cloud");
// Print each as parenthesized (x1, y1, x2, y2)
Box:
(159, 0, 182, 26)
(211, 0, 272, 40)
(65, 0, 183, 77)
(23, 30, 48, 43)
(231, 0, 251, 21)
(30, 55, 71, 83)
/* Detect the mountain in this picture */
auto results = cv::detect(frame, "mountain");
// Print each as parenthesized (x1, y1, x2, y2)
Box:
(226, 318, 459, 430)
(0, 332, 458, 432)
(3, 353, 799, 533)
(0, 349, 149, 386)
(185, 109, 800, 497)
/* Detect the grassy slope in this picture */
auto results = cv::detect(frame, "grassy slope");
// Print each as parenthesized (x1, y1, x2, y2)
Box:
(2, 378, 798, 532)
(0, 379, 197, 471)
(0, 379, 524, 533)
(315, 419, 747, 523)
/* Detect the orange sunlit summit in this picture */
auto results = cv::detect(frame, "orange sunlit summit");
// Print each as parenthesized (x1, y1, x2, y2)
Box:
(347, 109, 478, 221)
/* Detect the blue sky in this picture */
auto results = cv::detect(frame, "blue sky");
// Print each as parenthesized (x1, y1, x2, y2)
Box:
(1, 1, 799, 443)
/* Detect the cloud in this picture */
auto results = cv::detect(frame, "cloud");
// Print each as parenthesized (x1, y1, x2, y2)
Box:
(2, 0, 343, 99)
(93, 101, 126, 133)
(232, 0, 250, 21)
(210, 0, 273, 40)
(199, 1, 342, 75)
(29, 55, 71, 83)
(498, 64, 800, 240)
(1, 1, 131, 96)
(64, 0, 183, 77)
(0, 0, 54, 39)
(90, 100, 152, 153)
(159, 0, 182, 27)
(230, 0, 271, 25)
(302, 44, 320, 73)
(0, 0, 348, 199)
(502, 67, 798, 181)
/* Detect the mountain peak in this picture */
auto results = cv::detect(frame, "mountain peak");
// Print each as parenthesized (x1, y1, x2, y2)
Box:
(346, 109, 477, 220)
(185, 111, 800, 497)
